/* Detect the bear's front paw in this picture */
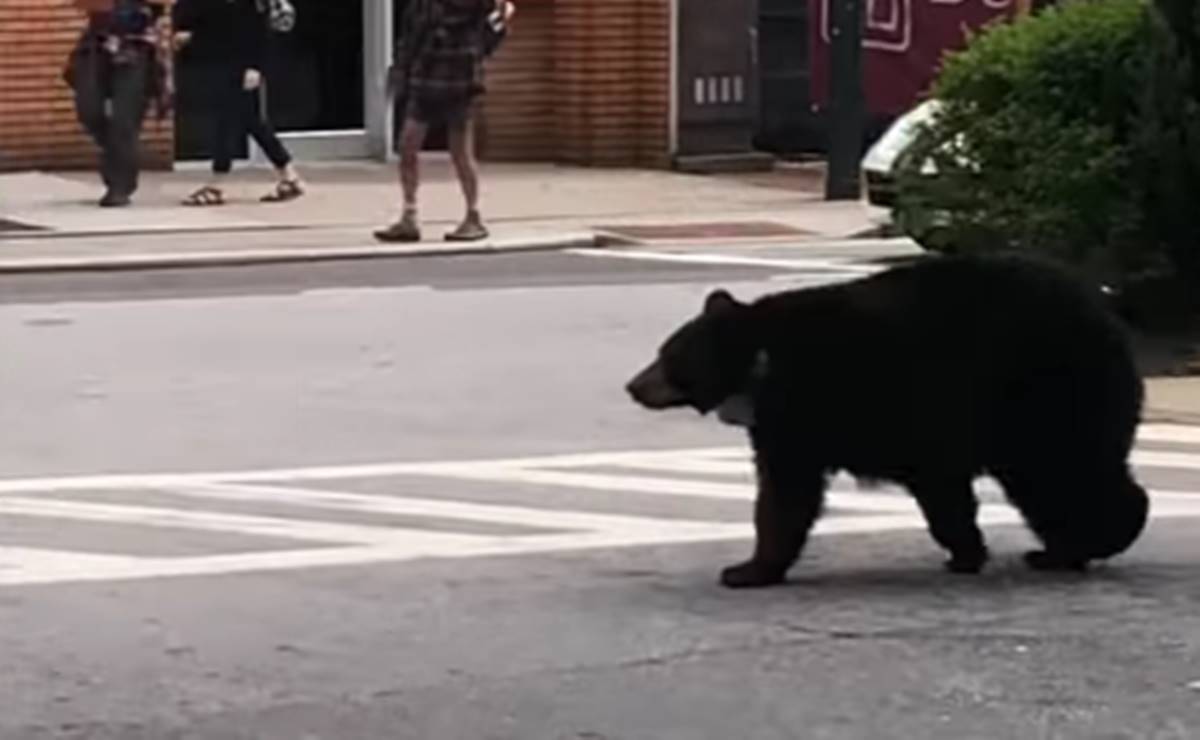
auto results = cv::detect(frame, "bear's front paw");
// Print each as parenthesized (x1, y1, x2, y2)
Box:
(1024, 549, 1088, 572)
(944, 547, 988, 575)
(719, 560, 788, 589)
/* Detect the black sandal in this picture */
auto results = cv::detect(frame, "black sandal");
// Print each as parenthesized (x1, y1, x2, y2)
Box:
(182, 185, 225, 206)
(261, 179, 304, 203)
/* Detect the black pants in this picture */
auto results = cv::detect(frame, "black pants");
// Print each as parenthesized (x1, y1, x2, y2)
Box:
(73, 47, 150, 197)
(209, 67, 292, 175)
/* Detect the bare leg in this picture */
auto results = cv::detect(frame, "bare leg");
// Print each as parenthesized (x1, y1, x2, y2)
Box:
(400, 116, 429, 216)
(374, 117, 427, 242)
(445, 114, 487, 241)
(447, 117, 479, 215)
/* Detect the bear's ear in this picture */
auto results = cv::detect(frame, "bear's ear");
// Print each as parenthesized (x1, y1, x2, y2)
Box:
(704, 289, 738, 313)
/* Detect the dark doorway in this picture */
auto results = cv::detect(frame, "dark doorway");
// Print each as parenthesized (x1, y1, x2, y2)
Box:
(264, 0, 364, 132)
(755, 0, 822, 155)
(174, 0, 365, 160)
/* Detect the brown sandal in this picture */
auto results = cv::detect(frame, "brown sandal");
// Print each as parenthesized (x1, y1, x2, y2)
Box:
(182, 185, 224, 206)
(444, 212, 488, 242)
(374, 213, 421, 243)
(261, 179, 304, 203)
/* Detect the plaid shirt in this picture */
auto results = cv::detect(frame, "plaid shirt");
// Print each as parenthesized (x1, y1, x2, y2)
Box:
(393, 0, 491, 107)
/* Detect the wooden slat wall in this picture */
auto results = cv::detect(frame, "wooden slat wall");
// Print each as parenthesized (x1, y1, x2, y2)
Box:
(478, 0, 554, 161)
(0, 0, 173, 172)
(635, 0, 670, 167)
(552, 0, 669, 167)
(481, 0, 670, 167)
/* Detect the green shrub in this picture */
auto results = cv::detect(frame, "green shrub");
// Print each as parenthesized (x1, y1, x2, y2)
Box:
(1130, 0, 1200, 294)
(893, 0, 1157, 286)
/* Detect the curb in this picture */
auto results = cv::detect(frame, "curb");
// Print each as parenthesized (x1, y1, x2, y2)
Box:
(0, 223, 310, 241)
(1143, 407, 1200, 426)
(0, 232, 601, 274)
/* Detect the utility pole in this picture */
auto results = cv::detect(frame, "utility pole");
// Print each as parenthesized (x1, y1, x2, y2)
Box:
(824, 0, 865, 200)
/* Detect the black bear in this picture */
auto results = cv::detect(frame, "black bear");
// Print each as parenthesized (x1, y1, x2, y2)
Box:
(626, 255, 1149, 588)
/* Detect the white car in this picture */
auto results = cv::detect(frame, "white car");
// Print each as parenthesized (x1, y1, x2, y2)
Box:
(861, 99, 943, 208)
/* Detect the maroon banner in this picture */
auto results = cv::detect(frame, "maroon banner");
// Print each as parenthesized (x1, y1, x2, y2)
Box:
(810, 0, 1018, 117)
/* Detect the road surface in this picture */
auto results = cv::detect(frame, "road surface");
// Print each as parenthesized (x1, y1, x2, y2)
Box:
(2, 244, 1198, 739)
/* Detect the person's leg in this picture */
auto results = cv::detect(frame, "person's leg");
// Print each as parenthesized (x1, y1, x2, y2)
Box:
(210, 68, 240, 188)
(444, 106, 487, 241)
(183, 66, 239, 206)
(243, 85, 304, 200)
(447, 114, 479, 215)
(400, 116, 428, 215)
(73, 47, 113, 194)
(101, 50, 150, 205)
(374, 115, 428, 242)
(215, 68, 244, 176)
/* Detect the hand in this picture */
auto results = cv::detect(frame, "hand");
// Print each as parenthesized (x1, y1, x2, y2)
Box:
(502, 1, 515, 21)
(172, 31, 192, 51)
(243, 68, 262, 91)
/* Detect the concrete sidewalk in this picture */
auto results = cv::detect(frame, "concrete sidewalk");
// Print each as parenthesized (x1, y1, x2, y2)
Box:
(1145, 378, 1200, 425)
(0, 158, 885, 256)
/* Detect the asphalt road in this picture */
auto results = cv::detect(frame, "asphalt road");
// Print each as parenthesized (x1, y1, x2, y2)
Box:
(2, 245, 1200, 740)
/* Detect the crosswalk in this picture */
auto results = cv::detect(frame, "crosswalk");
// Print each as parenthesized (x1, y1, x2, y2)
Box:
(4, 423, 1200, 587)
(567, 247, 887, 286)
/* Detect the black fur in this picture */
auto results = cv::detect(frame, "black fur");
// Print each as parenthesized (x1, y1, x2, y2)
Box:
(626, 255, 1150, 587)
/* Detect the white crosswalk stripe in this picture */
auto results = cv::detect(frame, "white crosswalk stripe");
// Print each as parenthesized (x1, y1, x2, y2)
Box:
(2, 424, 1200, 587)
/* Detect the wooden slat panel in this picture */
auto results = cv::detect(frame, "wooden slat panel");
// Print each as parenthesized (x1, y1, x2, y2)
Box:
(479, 0, 669, 166)
(478, 1, 555, 161)
(551, 0, 669, 166)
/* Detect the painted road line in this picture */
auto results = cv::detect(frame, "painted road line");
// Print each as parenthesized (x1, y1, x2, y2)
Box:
(1133, 450, 1200, 472)
(566, 248, 885, 275)
(0, 508, 1011, 588)
(0, 520, 754, 588)
(1138, 424, 1200, 445)
(0, 496, 481, 548)
(423, 466, 753, 500)
(1, 486, 1199, 589)
(596, 457, 751, 476)
(409, 464, 928, 514)
(0, 546, 143, 579)
(5, 442, 1200, 497)
(0, 448, 746, 494)
(0, 499, 1120, 589)
(168, 482, 732, 534)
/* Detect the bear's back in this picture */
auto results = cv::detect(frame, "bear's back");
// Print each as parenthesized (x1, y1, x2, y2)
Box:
(745, 255, 1141, 474)
(753, 255, 1129, 375)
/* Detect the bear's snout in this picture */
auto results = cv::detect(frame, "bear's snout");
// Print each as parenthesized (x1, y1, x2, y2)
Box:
(626, 360, 686, 410)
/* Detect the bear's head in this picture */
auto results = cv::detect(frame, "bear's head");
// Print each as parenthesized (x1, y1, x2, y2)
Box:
(626, 289, 761, 418)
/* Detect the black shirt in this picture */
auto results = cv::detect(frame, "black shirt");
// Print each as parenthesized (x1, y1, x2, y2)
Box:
(173, 0, 268, 71)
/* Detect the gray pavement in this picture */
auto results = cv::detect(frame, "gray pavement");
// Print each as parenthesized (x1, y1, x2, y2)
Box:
(0, 162, 888, 271)
(3, 247, 1200, 739)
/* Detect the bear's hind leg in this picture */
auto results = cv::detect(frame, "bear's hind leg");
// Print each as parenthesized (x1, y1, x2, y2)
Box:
(720, 455, 825, 589)
(994, 468, 1089, 571)
(909, 475, 989, 574)
(1075, 466, 1149, 561)
(996, 465, 1146, 572)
